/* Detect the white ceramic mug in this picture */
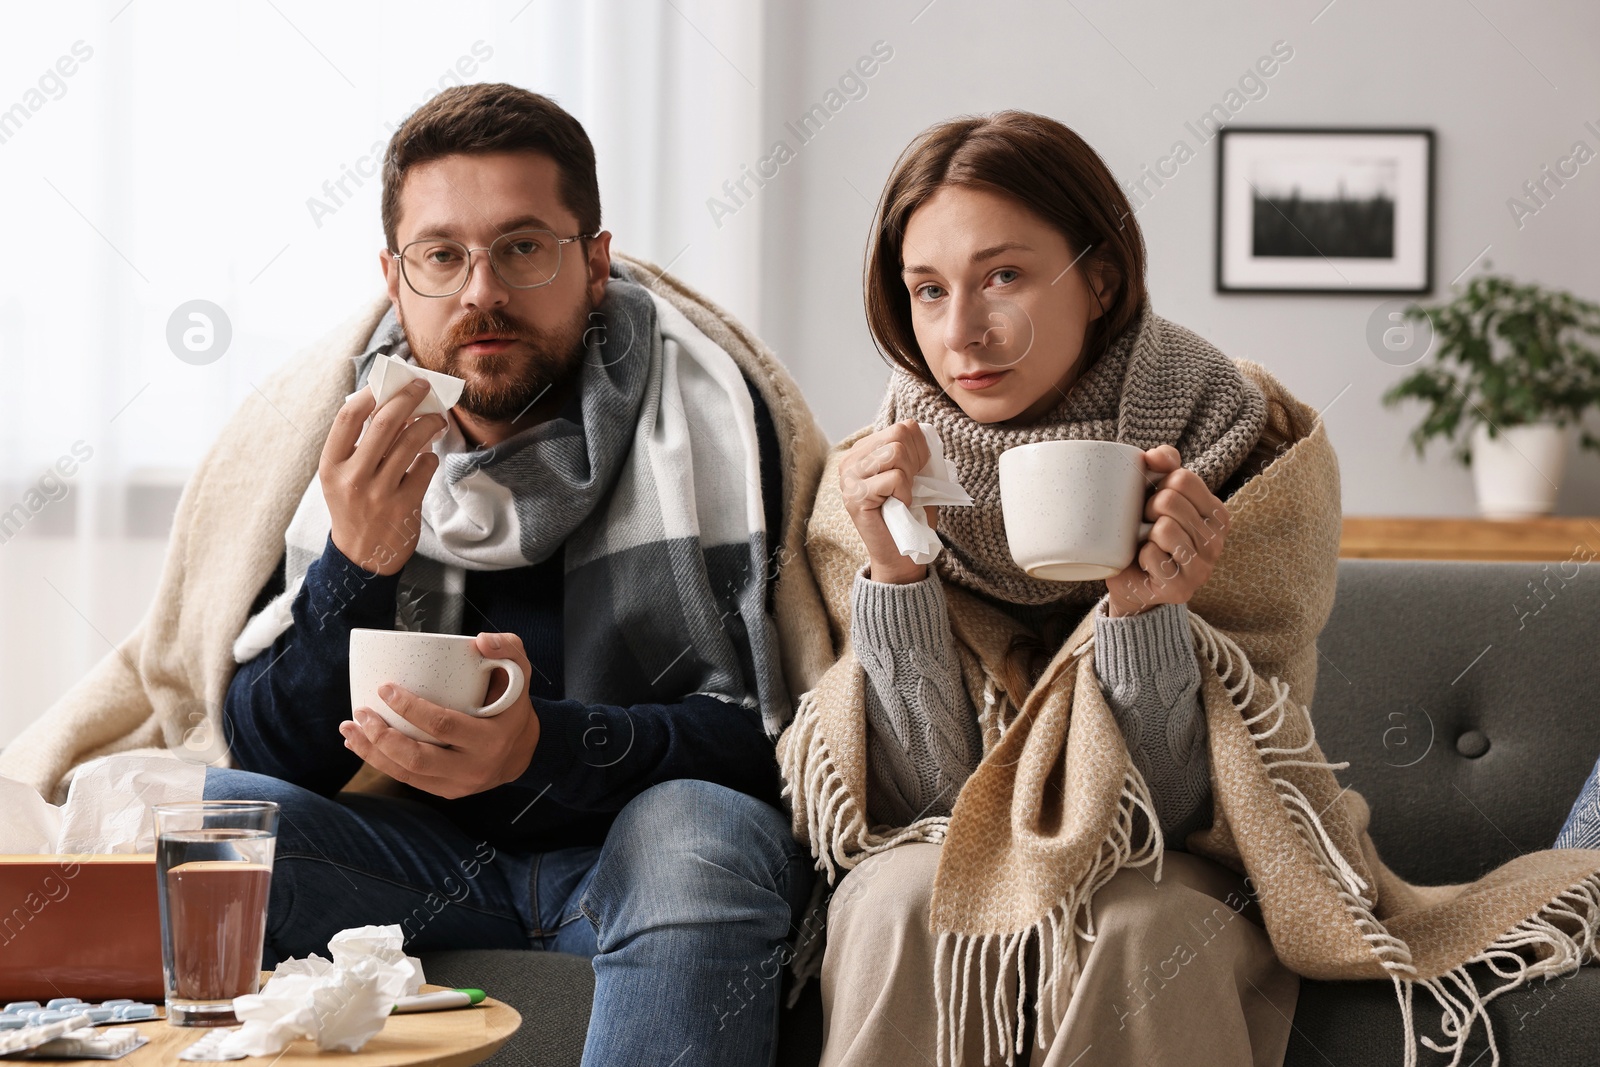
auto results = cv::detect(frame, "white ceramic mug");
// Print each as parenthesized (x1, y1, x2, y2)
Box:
(349, 629, 526, 745)
(997, 440, 1156, 581)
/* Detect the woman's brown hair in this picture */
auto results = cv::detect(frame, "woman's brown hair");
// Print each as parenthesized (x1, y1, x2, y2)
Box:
(864, 110, 1148, 385)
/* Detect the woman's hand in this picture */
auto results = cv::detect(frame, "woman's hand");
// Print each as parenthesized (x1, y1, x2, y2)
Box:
(840, 419, 936, 585)
(1104, 444, 1231, 617)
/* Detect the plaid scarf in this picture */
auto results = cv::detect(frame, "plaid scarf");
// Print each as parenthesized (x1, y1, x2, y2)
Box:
(234, 266, 789, 729)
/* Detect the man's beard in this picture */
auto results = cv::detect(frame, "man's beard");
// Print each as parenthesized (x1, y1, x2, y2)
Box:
(407, 300, 592, 423)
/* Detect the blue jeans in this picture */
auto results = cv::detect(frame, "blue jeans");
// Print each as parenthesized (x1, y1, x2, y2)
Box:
(204, 768, 813, 1067)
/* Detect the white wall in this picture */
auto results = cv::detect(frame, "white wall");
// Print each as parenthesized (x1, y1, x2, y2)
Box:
(752, 0, 1600, 515)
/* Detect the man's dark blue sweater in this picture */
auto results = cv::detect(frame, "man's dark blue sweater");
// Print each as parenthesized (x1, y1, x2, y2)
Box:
(222, 381, 787, 854)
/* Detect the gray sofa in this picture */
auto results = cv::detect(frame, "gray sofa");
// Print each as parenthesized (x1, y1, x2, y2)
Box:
(420, 558, 1600, 1065)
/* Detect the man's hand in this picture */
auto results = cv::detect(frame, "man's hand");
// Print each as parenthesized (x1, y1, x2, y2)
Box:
(1103, 444, 1231, 617)
(339, 632, 541, 799)
(320, 378, 448, 576)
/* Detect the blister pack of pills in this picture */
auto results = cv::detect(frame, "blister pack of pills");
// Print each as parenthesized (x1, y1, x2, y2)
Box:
(0, 1000, 159, 1061)
(0, 1013, 93, 1057)
(175, 1027, 246, 1062)
(0, 1000, 159, 1029)
(13, 1026, 148, 1060)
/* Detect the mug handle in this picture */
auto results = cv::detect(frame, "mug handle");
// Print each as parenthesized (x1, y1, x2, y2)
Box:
(1136, 520, 1155, 541)
(470, 658, 526, 717)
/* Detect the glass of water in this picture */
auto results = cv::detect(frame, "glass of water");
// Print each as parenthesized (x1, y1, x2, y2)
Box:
(153, 801, 278, 1027)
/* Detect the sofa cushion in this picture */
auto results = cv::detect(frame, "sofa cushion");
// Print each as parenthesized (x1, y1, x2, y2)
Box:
(419, 947, 828, 1066)
(1312, 559, 1600, 886)
(418, 949, 593, 1066)
(1286, 965, 1600, 1066)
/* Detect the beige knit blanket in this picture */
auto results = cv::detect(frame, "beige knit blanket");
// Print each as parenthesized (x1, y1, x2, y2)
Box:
(1, 254, 836, 808)
(779, 359, 1600, 1067)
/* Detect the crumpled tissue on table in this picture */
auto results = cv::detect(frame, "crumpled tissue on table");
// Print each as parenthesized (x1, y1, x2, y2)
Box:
(354, 353, 466, 417)
(879, 422, 974, 566)
(0, 754, 206, 854)
(218, 925, 426, 1056)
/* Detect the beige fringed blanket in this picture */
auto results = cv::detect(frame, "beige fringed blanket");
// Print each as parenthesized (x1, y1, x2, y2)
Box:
(779, 358, 1600, 1067)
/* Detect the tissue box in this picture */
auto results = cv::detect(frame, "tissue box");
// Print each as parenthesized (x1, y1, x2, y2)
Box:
(0, 854, 163, 1000)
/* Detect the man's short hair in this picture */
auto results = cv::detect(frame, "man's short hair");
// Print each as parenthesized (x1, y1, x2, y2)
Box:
(380, 82, 601, 251)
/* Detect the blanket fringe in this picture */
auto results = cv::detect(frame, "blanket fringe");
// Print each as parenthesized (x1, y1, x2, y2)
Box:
(778, 687, 953, 886)
(782, 653, 1166, 1066)
(1403, 870, 1600, 1067)
(778, 683, 954, 1002)
(933, 765, 1163, 1067)
(976, 676, 1016, 750)
(1187, 613, 1600, 1067)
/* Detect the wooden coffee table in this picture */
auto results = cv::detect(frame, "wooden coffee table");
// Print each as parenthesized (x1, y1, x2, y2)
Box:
(48, 981, 522, 1067)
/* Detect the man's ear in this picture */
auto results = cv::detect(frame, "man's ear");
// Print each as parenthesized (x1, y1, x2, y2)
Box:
(586, 231, 613, 306)
(380, 247, 403, 316)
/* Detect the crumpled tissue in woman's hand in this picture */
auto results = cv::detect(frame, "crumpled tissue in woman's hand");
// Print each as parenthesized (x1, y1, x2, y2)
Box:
(880, 422, 973, 565)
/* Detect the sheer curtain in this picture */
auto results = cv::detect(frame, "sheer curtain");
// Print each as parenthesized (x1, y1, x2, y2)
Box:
(0, 0, 768, 745)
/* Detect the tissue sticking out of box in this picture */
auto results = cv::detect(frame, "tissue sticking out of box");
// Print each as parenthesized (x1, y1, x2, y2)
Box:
(0, 776, 62, 854)
(348, 354, 466, 417)
(0, 754, 207, 855)
(217, 925, 426, 1056)
(58, 756, 208, 853)
(880, 422, 974, 566)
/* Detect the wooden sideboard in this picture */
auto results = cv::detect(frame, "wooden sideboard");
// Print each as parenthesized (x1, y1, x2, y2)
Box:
(1339, 516, 1600, 562)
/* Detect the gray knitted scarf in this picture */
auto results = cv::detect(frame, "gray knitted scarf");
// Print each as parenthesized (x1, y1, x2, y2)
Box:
(878, 300, 1268, 606)
(234, 266, 790, 730)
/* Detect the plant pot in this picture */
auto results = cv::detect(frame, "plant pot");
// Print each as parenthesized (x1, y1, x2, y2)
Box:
(1469, 421, 1573, 519)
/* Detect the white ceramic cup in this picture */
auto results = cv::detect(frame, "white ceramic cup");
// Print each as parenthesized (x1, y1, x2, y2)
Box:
(997, 440, 1157, 582)
(349, 629, 527, 745)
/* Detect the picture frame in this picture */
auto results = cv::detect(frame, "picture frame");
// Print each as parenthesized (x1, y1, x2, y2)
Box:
(1215, 126, 1434, 294)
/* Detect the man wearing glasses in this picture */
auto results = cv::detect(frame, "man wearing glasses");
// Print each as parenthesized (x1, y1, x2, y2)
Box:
(204, 83, 821, 1067)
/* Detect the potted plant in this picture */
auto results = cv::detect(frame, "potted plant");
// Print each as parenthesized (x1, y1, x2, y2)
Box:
(1381, 274, 1600, 518)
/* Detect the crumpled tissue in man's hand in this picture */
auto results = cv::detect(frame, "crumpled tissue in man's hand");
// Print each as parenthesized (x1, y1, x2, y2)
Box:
(358, 353, 465, 417)
(216, 924, 425, 1056)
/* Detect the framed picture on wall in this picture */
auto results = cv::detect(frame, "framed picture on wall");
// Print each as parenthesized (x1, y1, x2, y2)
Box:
(1215, 127, 1434, 294)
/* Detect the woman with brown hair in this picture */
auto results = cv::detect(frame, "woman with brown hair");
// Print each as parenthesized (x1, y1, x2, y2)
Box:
(782, 109, 1600, 1067)
(782, 110, 1307, 1066)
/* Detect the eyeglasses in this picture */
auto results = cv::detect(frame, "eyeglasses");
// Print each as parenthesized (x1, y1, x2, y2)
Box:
(391, 228, 598, 298)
